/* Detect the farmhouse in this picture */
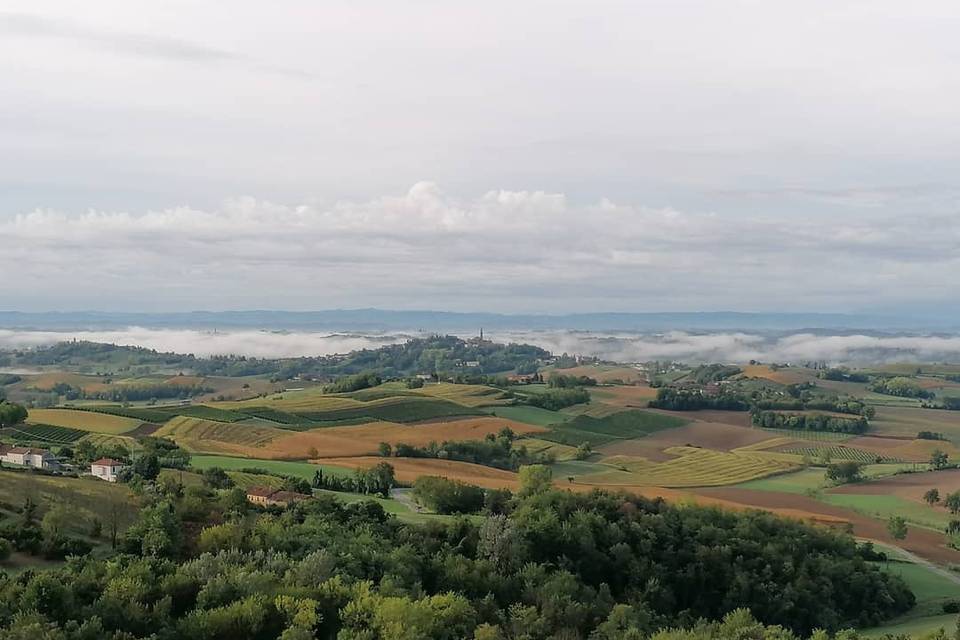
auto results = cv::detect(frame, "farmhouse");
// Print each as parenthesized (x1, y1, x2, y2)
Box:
(0, 445, 60, 470)
(245, 486, 310, 508)
(90, 458, 126, 482)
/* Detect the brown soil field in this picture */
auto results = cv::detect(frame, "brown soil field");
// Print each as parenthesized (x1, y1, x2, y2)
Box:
(830, 468, 960, 501)
(315, 456, 522, 489)
(694, 487, 960, 564)
(644, 408, 753, 428)
(846, 436, 960, 462)
(738, 365, 814, 385)
(638, 421, 778, 451)
(590, 385, 658, 408)
(871, 406, 960, 438)
(258, 416, 546, 459)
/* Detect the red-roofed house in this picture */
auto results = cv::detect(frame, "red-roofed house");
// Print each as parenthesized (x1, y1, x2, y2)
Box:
(91, 458, 126, 482)
(245, 486, 310, 508)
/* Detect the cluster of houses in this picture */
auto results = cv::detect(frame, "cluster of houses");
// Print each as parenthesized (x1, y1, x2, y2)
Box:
(0, 444, 127, 482)
(0, 444, 60, 470)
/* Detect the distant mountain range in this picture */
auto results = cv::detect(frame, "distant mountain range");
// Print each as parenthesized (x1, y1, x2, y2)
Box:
(0, 309, 952, 332)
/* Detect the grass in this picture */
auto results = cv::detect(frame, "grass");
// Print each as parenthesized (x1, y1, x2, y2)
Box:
(295, 396, 482, 424)
(188, 454, 354, 480)
(549, 460, 613, 477)
(0, 469, 139, 536)
(821, 494, 952, 531)
(487, 405, 571, 427)
(540, 410, 688, 447)
(734, 468, 828, 494)
(862, 557, 960, 637)
(26, 408, 142, 435)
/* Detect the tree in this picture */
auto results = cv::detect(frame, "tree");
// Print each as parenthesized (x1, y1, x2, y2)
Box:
(518, 464, 552, 496)
(0, 401, 28, 428)
(924, 488, 941, 506)
(826, 461, 863, 484)
(0, 537, 11, 562)
(377, 441, 392, 457)
(575, 442, 592, 460)
(130, 453, 161, 481)
(887, 516, 908, 540)
(946, 491, 960, 515)
(932, 449, 950, 471)
(202, 466, 234, 489)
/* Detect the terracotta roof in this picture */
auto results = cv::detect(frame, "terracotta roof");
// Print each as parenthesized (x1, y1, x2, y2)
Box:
(246, 486, 277, 498)
(91, 458, 124, 467)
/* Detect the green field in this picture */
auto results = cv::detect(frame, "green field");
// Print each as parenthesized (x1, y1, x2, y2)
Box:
(734, 468, 828, 494)
(862, 558, 960, 637)
(0, 470, 140, 536)
(296, 396, 483, 423)
(188, 454, 354, 480)
(1, 423, 86, 444)
(540, 410, 688, 447)
(822, 493, 952, 531)
(487, 405, 571, 427)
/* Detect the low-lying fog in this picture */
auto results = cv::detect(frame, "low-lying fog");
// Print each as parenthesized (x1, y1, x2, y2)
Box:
(4, 327, 960, 365)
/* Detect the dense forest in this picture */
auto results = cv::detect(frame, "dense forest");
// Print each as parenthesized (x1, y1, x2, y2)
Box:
(0, 470, 914, 640)
(0, 336, 551, 380)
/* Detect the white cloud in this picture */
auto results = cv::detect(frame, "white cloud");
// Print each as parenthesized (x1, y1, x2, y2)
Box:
(2, 182, 960, 312)
(5, 327, 960, 365)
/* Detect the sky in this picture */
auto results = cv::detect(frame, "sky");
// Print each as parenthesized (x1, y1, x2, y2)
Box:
(2, 1, 960, 314)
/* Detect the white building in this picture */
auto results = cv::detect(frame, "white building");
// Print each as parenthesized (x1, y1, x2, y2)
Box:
(0, 445, 60, 470)
(90, 457, 126, 482)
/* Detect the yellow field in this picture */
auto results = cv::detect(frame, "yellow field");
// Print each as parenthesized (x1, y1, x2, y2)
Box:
(585, 446, 799, 488)
(415, 383, 507, 407)
(544, 365, 647, 384)
(27, 408, 141, 434)
(521, 438, 580, 461)
(256, 416, 545, 460)
(80, 433, 142, 451)
(154, 416, 287, 456)
(219, 388, 364, 412)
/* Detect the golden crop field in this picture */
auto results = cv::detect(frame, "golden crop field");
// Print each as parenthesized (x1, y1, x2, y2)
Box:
(255, 416, 546, 459)
(154, 416, 287, 455)
(415, 382, 507, 407)
(521, 437, 580, 461)
(583, 446, 799, 488)
(27, 408, 141, 435)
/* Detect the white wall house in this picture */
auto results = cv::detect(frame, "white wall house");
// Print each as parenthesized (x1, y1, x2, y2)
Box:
(90, 458, 126, 482)
(0, 445, 59, 470)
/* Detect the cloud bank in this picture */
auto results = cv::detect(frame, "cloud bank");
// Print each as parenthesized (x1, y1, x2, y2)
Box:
(4, 328, 960, 365)
(4, 183, 960, 313)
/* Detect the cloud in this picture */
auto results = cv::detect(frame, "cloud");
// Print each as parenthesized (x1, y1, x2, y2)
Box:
(2, 182, 959, 312)
(0, 328, 407, 359)
(5, 327, 960, 365)
(0, 12, 239, 62)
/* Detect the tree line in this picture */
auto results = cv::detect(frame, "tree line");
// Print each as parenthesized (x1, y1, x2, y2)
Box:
(0, 465, 915, 639)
